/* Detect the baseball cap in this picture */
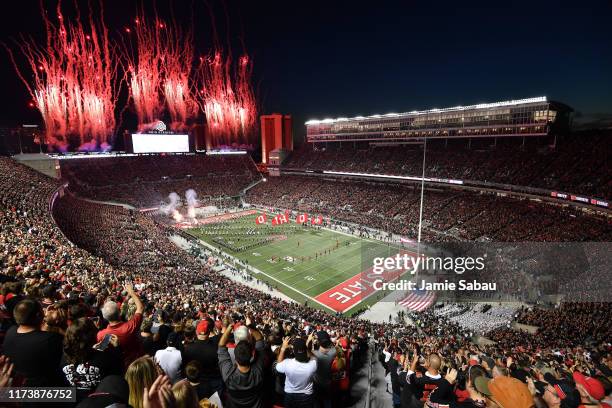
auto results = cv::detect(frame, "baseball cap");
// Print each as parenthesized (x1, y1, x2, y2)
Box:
(167, 332, 179, 347)
(77, 375, 129, 408)
(541, 379, 580, 408)
(234, 325, 250, 343)
(316, 330, 330, 341)
(293, 338, 308, 358)
(196, 318, 213, 335)
(573, 371, 605, 400)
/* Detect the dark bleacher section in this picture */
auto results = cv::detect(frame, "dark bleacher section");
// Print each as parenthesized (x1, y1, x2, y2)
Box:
(60, 154, 260, 207)
(245, 176, 611, 242)
(285, 130, 612, 198)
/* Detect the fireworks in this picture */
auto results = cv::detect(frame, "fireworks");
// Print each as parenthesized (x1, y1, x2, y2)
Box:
(197, 51, 257, 146)
(122, 14, 165, 129)
(6, 1, 119, 151)
(160, 22, 198, 129)
(6, 2, 257, 151)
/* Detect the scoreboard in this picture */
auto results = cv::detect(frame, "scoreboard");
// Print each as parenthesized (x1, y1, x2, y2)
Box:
(131, 133, 190, 153)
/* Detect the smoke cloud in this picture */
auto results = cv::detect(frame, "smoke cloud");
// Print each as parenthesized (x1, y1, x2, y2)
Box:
(161, 192, 181, 215)
(185, 189, 198, 218)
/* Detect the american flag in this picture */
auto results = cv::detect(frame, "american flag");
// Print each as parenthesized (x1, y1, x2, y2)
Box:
(398, 289, 436, 312)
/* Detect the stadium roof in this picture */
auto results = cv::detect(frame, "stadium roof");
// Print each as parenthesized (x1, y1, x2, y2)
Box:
(305, 96, 547, 125)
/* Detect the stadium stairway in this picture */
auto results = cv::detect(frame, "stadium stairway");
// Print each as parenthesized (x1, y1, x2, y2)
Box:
(348, 343, 393, 408)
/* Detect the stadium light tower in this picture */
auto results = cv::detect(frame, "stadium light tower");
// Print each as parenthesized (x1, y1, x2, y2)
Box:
(417, 138, 427, 245)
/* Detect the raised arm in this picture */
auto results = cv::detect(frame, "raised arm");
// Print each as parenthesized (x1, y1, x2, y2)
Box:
(218, 324, 233, 347)
(277, 336, 291, 363)
(125, 283, 144, 314)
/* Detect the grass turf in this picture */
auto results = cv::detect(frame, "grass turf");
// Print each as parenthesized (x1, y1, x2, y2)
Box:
(187, 212, 400, 311)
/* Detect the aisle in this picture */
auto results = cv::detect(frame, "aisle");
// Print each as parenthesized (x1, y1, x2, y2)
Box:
(348, 346, 393, 408)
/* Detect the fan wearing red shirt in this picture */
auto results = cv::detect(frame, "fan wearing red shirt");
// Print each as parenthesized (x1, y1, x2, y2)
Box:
(97, 283, 144, 368)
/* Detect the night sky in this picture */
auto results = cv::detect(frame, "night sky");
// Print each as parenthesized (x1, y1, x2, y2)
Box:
(1, 0, 611, 141)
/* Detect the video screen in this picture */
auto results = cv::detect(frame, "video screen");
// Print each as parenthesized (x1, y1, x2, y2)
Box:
(131, 133, 189, 153)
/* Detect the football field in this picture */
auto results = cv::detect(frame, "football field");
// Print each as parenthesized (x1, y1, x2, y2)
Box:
(186, 210, 411, 314)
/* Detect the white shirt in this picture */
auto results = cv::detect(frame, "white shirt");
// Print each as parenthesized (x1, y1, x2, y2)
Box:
(155, 347, 182, 383)
(276, 358, 317, 395)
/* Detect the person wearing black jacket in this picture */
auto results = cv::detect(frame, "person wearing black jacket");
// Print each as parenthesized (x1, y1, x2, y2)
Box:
(399, 352, 445, 407)
(426, 368, 488, 408)
(181, 318, 222, 398)
(2, 298, 65, 387)
(388, 354, 403, 408)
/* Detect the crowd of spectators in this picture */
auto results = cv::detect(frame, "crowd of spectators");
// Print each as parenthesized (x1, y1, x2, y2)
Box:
(431, 303, 517, 336)
(60, 154, 260, 208)
(1, 156, 611, 408)
(0, 157, 378, 407)
(284, 130, 612, 198)
(245, 176, 611, 243)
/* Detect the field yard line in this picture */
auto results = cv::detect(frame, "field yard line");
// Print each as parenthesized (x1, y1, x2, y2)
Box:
(192, 237, 338, 313)
(271, 231, 385, 293)
(299, 246, 365, 291)
(276, 233, 360, 289)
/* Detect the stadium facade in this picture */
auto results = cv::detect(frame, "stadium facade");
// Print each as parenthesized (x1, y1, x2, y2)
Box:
(305, 96, 572, 144)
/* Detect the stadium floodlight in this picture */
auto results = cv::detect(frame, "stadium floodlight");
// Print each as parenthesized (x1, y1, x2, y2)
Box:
(304, 96, 547, 125)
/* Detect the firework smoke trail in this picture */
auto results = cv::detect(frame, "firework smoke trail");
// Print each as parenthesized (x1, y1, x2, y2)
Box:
(197, 51, 257, 146)
(122, 13, 164, 129)
(123, 9, 198, 131)
(5, 1, 119, 151)
(160, 21, 197, 129)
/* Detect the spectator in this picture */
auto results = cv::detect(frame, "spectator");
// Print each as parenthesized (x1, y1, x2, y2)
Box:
(2, 298, 64, 386)
(312, 331, 337, 408)
(153, 309, 173, 354)
(218, 323, 265, 408)
(276, 334, 318, 408)
(42, 302, 68, 335)
(97, 283, 144, 367)
(172, 379, 200, 408)
(331, 345, 350, 406)
(182, 317, 223, 398)
(155, 332, 182, 383)
(61, 317, 123, 401)
(140, 319, 156, 356)
(125, 356, 158, 408)
(184, 360, 211, 401)
(399, 352, 444, 404)
(76, 375, 131, 408)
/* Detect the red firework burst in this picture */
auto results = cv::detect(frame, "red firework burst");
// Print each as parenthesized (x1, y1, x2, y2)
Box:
(121, 13, 165, 129)
(5, 1, 119, 151)
(122, 10, 198, 131)
(196, 51, 257, 146)
(159, 19, 198, 129)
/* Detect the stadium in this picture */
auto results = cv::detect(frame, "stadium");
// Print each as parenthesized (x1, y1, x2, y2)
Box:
(0, 1, 611, 408)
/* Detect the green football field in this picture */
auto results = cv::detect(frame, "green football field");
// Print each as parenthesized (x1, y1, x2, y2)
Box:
(186, 211, 405, 314)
